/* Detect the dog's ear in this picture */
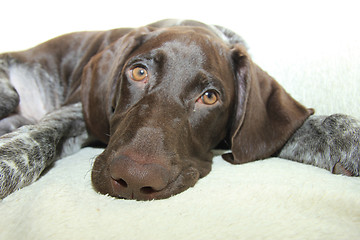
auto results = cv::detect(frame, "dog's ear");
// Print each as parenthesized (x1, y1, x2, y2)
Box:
(81, 27, 152, 143)
(223, 45, 314, 164)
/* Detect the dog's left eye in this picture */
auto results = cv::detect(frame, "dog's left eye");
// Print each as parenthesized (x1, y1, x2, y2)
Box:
(197, 90, 219, 105)
(130, 67, 148, 82)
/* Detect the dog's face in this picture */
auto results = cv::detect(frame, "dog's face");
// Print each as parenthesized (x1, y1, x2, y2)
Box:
(82, 25, 311, 200)
(89, 28, 235, 200)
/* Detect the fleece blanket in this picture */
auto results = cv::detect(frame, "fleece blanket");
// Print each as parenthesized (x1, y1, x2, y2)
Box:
(0, 1, 359, 239)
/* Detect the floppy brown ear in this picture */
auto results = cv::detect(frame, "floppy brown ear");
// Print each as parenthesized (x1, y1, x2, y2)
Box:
(81, 27, 152, 143)
(223, 46, 314, 164)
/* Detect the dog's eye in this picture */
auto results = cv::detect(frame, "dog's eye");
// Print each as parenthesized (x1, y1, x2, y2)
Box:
(198, 90, 219, 105)
(130, 67, 148, 82)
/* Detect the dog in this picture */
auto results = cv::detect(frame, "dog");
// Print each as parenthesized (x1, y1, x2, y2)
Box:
(0, 19, 359, 200)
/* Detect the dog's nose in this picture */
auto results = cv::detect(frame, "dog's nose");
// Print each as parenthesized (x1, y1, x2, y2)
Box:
(109, 155, 170, 200)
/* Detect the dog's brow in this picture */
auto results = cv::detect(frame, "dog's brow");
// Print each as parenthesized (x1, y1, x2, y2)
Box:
(180, 70, 225, 101)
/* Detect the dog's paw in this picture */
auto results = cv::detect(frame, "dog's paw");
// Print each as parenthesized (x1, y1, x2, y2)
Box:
(279, 114, 360, 176)
(323, 114, 360, 176)
(0, 75, 19, 119)
(0, 158, 27, 199)
(0, 126, 52, 199)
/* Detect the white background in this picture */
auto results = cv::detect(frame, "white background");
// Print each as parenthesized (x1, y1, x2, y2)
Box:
(1, 0, 359, 54)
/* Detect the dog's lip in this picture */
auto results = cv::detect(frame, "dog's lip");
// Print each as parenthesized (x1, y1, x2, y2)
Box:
(109, 166, 200, 200)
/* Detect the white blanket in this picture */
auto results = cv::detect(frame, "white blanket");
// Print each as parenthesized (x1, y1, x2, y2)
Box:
(1, 1, 359, 239)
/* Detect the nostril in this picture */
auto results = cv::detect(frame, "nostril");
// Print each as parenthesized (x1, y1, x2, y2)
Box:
(140, 186, 157, 194)
(115, 178, 128, 188)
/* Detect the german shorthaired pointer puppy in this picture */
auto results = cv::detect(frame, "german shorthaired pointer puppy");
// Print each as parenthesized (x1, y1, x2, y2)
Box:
(0, 19, 359, 200)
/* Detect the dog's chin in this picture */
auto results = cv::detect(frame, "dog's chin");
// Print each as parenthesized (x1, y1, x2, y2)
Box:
(92, 161, 202, 200)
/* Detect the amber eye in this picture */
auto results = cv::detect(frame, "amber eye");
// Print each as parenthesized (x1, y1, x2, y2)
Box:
(200, 90, 219, 105)
(130, 67, 148, 81)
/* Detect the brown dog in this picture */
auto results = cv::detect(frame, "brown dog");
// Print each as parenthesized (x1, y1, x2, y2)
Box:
(6, 19, 358, 201)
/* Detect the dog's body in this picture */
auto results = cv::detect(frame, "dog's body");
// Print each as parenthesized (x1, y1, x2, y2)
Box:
(0, 19, 359, 200)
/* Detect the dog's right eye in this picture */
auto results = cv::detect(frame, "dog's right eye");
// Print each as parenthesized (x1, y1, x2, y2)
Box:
(130, 67, 148, 82)
(197, 90, 219, 105)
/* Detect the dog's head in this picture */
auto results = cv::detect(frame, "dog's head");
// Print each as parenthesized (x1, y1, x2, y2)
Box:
(81, 24, 312, 200)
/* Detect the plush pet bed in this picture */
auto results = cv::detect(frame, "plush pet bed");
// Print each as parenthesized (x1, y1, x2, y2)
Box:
(1, 3, 360, 240)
